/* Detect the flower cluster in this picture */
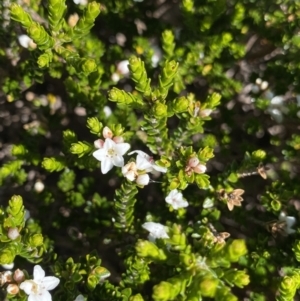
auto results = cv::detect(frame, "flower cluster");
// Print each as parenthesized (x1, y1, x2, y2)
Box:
(1, 265, 59, 301)
(122, 150, 167, 186)
(185, 157, 206, 176)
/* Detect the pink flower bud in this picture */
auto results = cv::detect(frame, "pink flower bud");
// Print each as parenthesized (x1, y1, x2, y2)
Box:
(7, 284, 19, 295)
(188, 157, 200, 168)
(13, 269, 25, 283)
(113, 136, 124, 143)
(199, 109, 212, 117)
(102, 126, 113, 139)
(193, 164, 207, 174)
(7, 228, 20, 240)
(3, 271, 13, 283)
(94, 139, 104, 149)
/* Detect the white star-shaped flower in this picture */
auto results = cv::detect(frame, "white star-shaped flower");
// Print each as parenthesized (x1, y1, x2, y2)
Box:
(93, 138, 130, 174)
(142, 222, 169, 242)
(128, 150, 167, 173)
(20, 265, 59, 301)
(165, 189, 189, 210)
(278, 212, 296, 235)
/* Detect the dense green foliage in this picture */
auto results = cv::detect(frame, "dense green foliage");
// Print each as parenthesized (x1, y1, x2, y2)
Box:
(1, 0, 300, 300)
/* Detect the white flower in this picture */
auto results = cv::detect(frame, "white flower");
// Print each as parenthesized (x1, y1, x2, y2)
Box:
(128, 150, 167, 173)
(103, 106, 112, 117)
(93, 138, 130, 174)
(142, 222, 169, 242)
(165, 189, 189, 210)
(18, 35, 33, 48)
(117, 60, 130, 75)
(20, 265, 59, 301)
(278, 212, 296, 235)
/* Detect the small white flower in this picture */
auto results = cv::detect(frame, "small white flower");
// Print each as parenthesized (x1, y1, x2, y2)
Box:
(18, 35, 33, 48)
(93, 138, 130, 174)
(103, 106, 112, 117)
(20, 265, 59, 301)
(34, 181, 45, 193)
(135, 173, 150, 186)
(117, 60, 130, 75)
(165, 189, 189, 210)
(7, 228, 20, 240)
(129, 150, 167, 173)
(278, 212, 296, 235)
(142, 222, 169, 242)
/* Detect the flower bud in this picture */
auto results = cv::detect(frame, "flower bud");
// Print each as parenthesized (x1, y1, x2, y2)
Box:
(113, 136, 124, 144)
(199, 109, 212, 117)
(13, 269, 25, 283)
(136, 174, 150, 186)
(7, 228, 20, 240)
(34, 180, 45, 193)
(94, 139, 104, 149)
(188, 157, 199, 168)
(3, 271, 13, 282)
(193, 164, 206, 174)
(103, 126, 113, 139)
(7, 283, 19, 295)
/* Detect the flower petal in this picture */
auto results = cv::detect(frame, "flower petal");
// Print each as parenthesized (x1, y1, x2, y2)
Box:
(33, 265, 45, 281)
(112, 155, 124, 167)
(115, 143, 130, 155)
(103, 137, 115, 149)
(20, 280, 34, 295)
(28, 294, 42, 301)
(41, 276, 60, 290)
(152, 164, 167, 173)
(93, 149, 106, 161)
(142, 222, 169, 239)
(39, 290, 52, 301)
(101, 160, 114, 174)
(128, 150, 149, 159)
(136, 154, 152, 171)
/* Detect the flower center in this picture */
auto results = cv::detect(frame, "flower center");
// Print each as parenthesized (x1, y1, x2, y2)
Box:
(107, 148, 116, 157)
